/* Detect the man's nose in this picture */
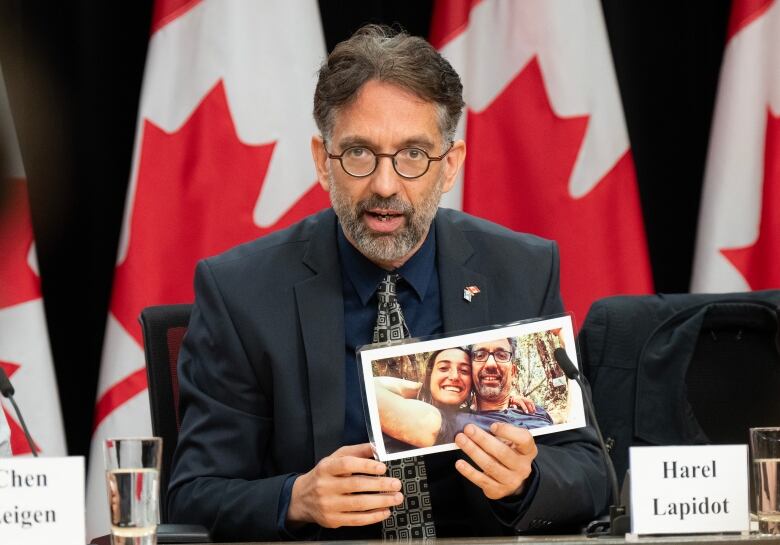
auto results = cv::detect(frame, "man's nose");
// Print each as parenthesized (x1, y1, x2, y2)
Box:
(484, 354, 499, 369)
(369, 156, 402, 198)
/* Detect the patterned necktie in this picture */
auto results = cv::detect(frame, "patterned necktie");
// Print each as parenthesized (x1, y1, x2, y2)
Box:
(373, 273, 436, 539)
(373, 273, 411, 343)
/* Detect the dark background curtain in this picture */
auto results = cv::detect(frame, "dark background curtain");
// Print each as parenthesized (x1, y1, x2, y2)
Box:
(0, 0, 731, 458)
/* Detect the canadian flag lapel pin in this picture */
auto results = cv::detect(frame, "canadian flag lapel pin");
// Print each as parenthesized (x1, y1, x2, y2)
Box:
(463, 285, 481, 302)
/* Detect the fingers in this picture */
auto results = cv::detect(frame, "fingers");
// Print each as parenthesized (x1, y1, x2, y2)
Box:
(313, 495, 403, 528)
(326, 456, 387, 477)
(454, 423, 535, 500)
(490, 422, 537, 455)
(319, 458, 401, 495)
(333, 509, 391, 528)
(337, 490, 404, 514)
(520, 398, 536, 414)
(288, 448, 404, 528)
(321, 507, 395, 528)
(455, 426, 521, 479)
(317, 473, 401, 497)
(311, 472, 403, 528)
(454, 457, 507, 499)
(458, 424, 533, 470)
(333, 442, 375, 459)
(325, 444, 387, 477)
(508, 396, 535, 413)
(346, 474, 403, 494)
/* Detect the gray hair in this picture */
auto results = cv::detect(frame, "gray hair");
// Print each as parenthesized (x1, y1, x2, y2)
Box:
(313, 24, 464, 146)
(469, 338, 517, 357)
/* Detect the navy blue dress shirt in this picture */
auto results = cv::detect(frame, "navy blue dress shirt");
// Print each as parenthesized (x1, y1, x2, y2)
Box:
(338, 224, 442, 445)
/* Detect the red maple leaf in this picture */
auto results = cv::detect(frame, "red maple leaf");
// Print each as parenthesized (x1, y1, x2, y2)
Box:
(96, 81, 329, 428)
(0, 360, 39, 455)
(111, 80, 329, 344)
(720, 109, 780, 290)
(0, 178, 41, 309)
(462, 57, 653, 322)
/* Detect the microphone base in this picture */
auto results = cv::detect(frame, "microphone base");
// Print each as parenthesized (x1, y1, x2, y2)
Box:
(609, 505, 631, 536)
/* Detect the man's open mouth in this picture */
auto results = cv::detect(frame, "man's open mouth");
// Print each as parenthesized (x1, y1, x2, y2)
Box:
(362, 209, 406, 233)
(367, 211, 402, 221)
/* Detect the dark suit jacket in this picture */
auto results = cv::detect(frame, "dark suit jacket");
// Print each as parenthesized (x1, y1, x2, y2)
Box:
(168, 208, 608, 541)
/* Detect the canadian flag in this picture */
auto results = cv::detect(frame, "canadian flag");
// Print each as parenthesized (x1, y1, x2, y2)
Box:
(431, 0, 654, 321)
(0, 63, 67, 456)
(85, 0, 328, 539)
(691, 0, 779, 292)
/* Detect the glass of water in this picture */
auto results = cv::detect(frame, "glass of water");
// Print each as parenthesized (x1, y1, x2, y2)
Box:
(104, 437, 162, 545)
(750, 427, 780, 535)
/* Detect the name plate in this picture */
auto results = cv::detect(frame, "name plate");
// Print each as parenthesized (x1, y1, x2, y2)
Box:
(0, 456, 85, 544)
(630, 445, 749, 535)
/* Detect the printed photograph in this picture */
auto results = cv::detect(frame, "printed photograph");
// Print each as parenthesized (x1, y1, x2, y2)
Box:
(359, 315, 585, 461)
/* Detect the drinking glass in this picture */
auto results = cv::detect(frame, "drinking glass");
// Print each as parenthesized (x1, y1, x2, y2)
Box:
(750, 427, 780, 535)
(104, 437, 162, 545)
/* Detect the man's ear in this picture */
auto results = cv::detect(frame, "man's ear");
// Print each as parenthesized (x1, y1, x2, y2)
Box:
(440, 139, 466, 194)
(311, 135, 330, 191)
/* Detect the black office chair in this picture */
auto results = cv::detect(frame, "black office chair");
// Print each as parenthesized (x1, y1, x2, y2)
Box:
(139, 304, 192, 519)
(92, 304, 208, 545)
(578, 290, 780, 488)
(139, 304, 211, 543)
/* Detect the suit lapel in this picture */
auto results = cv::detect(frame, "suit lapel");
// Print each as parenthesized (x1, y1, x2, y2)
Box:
(435, 211, 492, 334)
(295, 211, 346, 462)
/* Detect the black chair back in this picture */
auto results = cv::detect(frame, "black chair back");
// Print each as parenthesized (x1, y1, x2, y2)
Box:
(139, 303, 193, 524)
(685, 301, 780, 444)
(579, 291, 780, 487)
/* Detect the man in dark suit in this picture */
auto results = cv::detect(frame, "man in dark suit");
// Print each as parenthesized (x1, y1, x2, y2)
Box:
(168, 24, 608, 541)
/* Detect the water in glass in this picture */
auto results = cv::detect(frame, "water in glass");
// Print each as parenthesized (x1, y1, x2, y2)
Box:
(107, 467, 159, 545)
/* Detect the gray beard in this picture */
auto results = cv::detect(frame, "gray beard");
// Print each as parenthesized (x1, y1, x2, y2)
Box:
(476, 383, 505, 402)
(328, 172, 443, 264)
(476, 371, 509, 402)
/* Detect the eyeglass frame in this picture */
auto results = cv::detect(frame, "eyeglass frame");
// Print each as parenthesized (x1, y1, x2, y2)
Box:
(470, 348, 513, 363)
(325, 141, 454, 180)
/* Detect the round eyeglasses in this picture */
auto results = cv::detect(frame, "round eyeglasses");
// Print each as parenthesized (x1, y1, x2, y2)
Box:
(471, 348, 513, 363)
(326, 142, 454, 179)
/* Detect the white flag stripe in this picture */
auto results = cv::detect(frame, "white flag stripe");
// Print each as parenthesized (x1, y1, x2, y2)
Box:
(691, 0, 780, 292)
(0, 61, 66, 457)
(0, 300, 66, 454)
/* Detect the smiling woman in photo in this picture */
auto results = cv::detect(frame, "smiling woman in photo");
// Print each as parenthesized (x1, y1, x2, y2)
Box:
(374, 347, 473, 450)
